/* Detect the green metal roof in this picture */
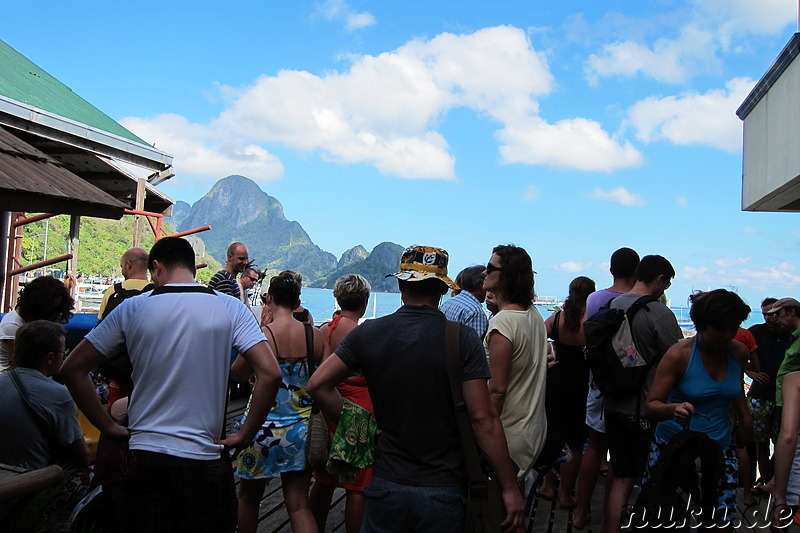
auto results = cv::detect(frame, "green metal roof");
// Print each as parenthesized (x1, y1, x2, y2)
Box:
(0, 38, 149, 146)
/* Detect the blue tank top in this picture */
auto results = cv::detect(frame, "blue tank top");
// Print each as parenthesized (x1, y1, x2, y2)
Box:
(655, 339, 741, 447)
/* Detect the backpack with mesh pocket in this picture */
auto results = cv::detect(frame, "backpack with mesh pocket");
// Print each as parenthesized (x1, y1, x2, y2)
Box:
(583, 295, 656, 399)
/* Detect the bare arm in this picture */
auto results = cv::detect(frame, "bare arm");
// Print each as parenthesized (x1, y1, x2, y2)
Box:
(307, 353, 353, 423)
(645, 340, 692, 423)
(313, 327, 331, 364)
(744, 348, 770, 384)
(773, 372, 800, 505)
(2, 339, 15, 367)
(230, 354, 252, 383)
(60, 339, 129, 439)
(219, 340, 281, 450)
(543, 314, 555, 338)
(731, 342, 755, 444)
(463, 379, 524, 531)
(62, 436, 91, 468)
(487, 332, 513, 416)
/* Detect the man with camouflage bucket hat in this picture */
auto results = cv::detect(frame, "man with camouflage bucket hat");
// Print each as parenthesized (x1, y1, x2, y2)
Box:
(309, 245, 523, 532)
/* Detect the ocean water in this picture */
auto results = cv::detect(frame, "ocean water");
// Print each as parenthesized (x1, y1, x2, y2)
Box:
(285, 287, 762, 331)
(296, 287, 559, 323)
(298, 287, 404, 322)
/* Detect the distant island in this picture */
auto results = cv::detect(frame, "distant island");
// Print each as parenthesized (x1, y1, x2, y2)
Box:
(175, 175, 404, 292)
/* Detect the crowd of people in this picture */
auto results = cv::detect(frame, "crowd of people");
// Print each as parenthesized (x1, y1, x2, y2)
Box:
(1, 238, 800, 532)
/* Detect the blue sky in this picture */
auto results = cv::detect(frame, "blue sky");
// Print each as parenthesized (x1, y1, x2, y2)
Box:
(3, 1, 799, 310)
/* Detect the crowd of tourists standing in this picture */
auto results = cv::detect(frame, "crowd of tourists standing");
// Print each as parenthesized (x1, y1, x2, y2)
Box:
(2, 237, 800, 533)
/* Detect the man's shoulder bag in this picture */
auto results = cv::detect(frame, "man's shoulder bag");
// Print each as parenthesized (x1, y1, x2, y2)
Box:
(444, 320, 506, 533)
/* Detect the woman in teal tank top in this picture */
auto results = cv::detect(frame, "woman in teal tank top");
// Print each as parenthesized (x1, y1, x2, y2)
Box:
(644, 289, 753, 527)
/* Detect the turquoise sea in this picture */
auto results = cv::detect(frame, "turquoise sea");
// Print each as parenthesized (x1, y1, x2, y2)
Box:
(295, 287, 559, 324)
(275, 287, 759, 330)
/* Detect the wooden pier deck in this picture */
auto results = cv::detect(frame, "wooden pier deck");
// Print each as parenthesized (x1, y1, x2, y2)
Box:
(226, 399, 791, 532)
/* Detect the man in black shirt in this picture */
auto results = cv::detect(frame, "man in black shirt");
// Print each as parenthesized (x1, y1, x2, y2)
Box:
(309, 245, 523, 532)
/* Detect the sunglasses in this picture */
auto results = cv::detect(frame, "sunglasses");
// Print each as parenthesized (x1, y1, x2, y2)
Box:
(245, 275, 258, 282)
(485, 263, 502, 274)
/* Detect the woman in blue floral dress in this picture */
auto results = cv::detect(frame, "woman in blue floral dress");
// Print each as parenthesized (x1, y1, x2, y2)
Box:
(233, 272, 329, 533)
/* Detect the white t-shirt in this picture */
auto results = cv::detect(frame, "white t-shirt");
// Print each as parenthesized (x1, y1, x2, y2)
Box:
(86, 284, 266, 459)
(484, 307, 549, 478)
(0, 310, 25, 371)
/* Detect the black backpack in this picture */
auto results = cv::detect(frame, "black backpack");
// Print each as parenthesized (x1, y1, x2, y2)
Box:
(629, 429, 724, 530)
(96, 282, 154, 382)
(583, 295, 656, 399)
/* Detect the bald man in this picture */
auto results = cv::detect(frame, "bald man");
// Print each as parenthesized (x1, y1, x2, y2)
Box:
(98, 248, 151, 320)
(98, 247, 154, 407)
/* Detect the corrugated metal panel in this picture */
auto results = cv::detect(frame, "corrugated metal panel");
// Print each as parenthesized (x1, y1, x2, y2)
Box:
(0, 126, 126, 219)
(0, 39, 148, 146)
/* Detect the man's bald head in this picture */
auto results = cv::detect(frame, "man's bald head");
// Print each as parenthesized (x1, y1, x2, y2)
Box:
(121, 247, 149, 280)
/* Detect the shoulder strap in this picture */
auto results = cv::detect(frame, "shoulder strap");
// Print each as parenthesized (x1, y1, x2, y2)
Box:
(625, 295, 658, 419)
(113, 282, 123, 293)
(149, 285, 216, 296)
(626, 295, 657, 321)
(8, 370, 59, 452)
(264, 325, 280, 360)
(304, 322, 316, 375)
(444, 320, 486, 490)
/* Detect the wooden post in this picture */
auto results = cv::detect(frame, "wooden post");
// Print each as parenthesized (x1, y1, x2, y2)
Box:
(133, 178, 146, 248)
(0, 211, 9, 311)
(4, 213, 24, 312)
(68, 215, 80, 303)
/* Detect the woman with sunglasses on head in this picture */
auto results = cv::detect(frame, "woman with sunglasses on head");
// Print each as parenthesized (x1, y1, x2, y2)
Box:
(482, 244, 549, 482)
(644, 289, 753, 530)
(233, 272, 330, 533)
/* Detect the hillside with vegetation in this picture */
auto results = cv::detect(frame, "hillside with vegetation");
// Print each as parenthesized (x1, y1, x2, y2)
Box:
(312, 242, 405, 293)
(19, 214, 221, 283)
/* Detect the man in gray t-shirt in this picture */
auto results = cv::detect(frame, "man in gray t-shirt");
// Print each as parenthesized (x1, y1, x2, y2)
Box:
(602, 255, 682, 533)
(0, 321, 88, 471)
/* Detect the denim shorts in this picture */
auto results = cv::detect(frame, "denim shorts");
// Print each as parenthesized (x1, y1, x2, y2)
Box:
(362, 476, 467, 533)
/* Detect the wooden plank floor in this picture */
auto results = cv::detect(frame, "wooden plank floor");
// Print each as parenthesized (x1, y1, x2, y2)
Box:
(226, 396, 348, 532)
(227, 398, 797, 532)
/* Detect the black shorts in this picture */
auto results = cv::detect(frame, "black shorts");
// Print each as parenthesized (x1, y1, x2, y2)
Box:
(605, 412, 654, 480)
(120, 449, 236, 533)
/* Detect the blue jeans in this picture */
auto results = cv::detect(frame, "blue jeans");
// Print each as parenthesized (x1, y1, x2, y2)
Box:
(361, 476, 467, 533)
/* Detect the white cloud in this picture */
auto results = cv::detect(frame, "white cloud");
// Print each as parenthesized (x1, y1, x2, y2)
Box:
(742, 226, 757, 235)
(586, 25, 718, 84)
(523, 185, 540, 202)
(677, 196, 688, 207)
(693, 0, 797, 37)
(498, 117, 643, 171)
(121, 114, 284, 185)
(584, 1, 795, 84)
(736, 263, 800, 289)
(346, 12, 375, 30)
(315, 0, 375, 31)
(554, 261, 589, 273)
(588, 187, 645, 206)
(681, 265, 713, 284)
(626, 77, 755, 151)
(714, 257, 751, 267)
(127, 26, 642, 180)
